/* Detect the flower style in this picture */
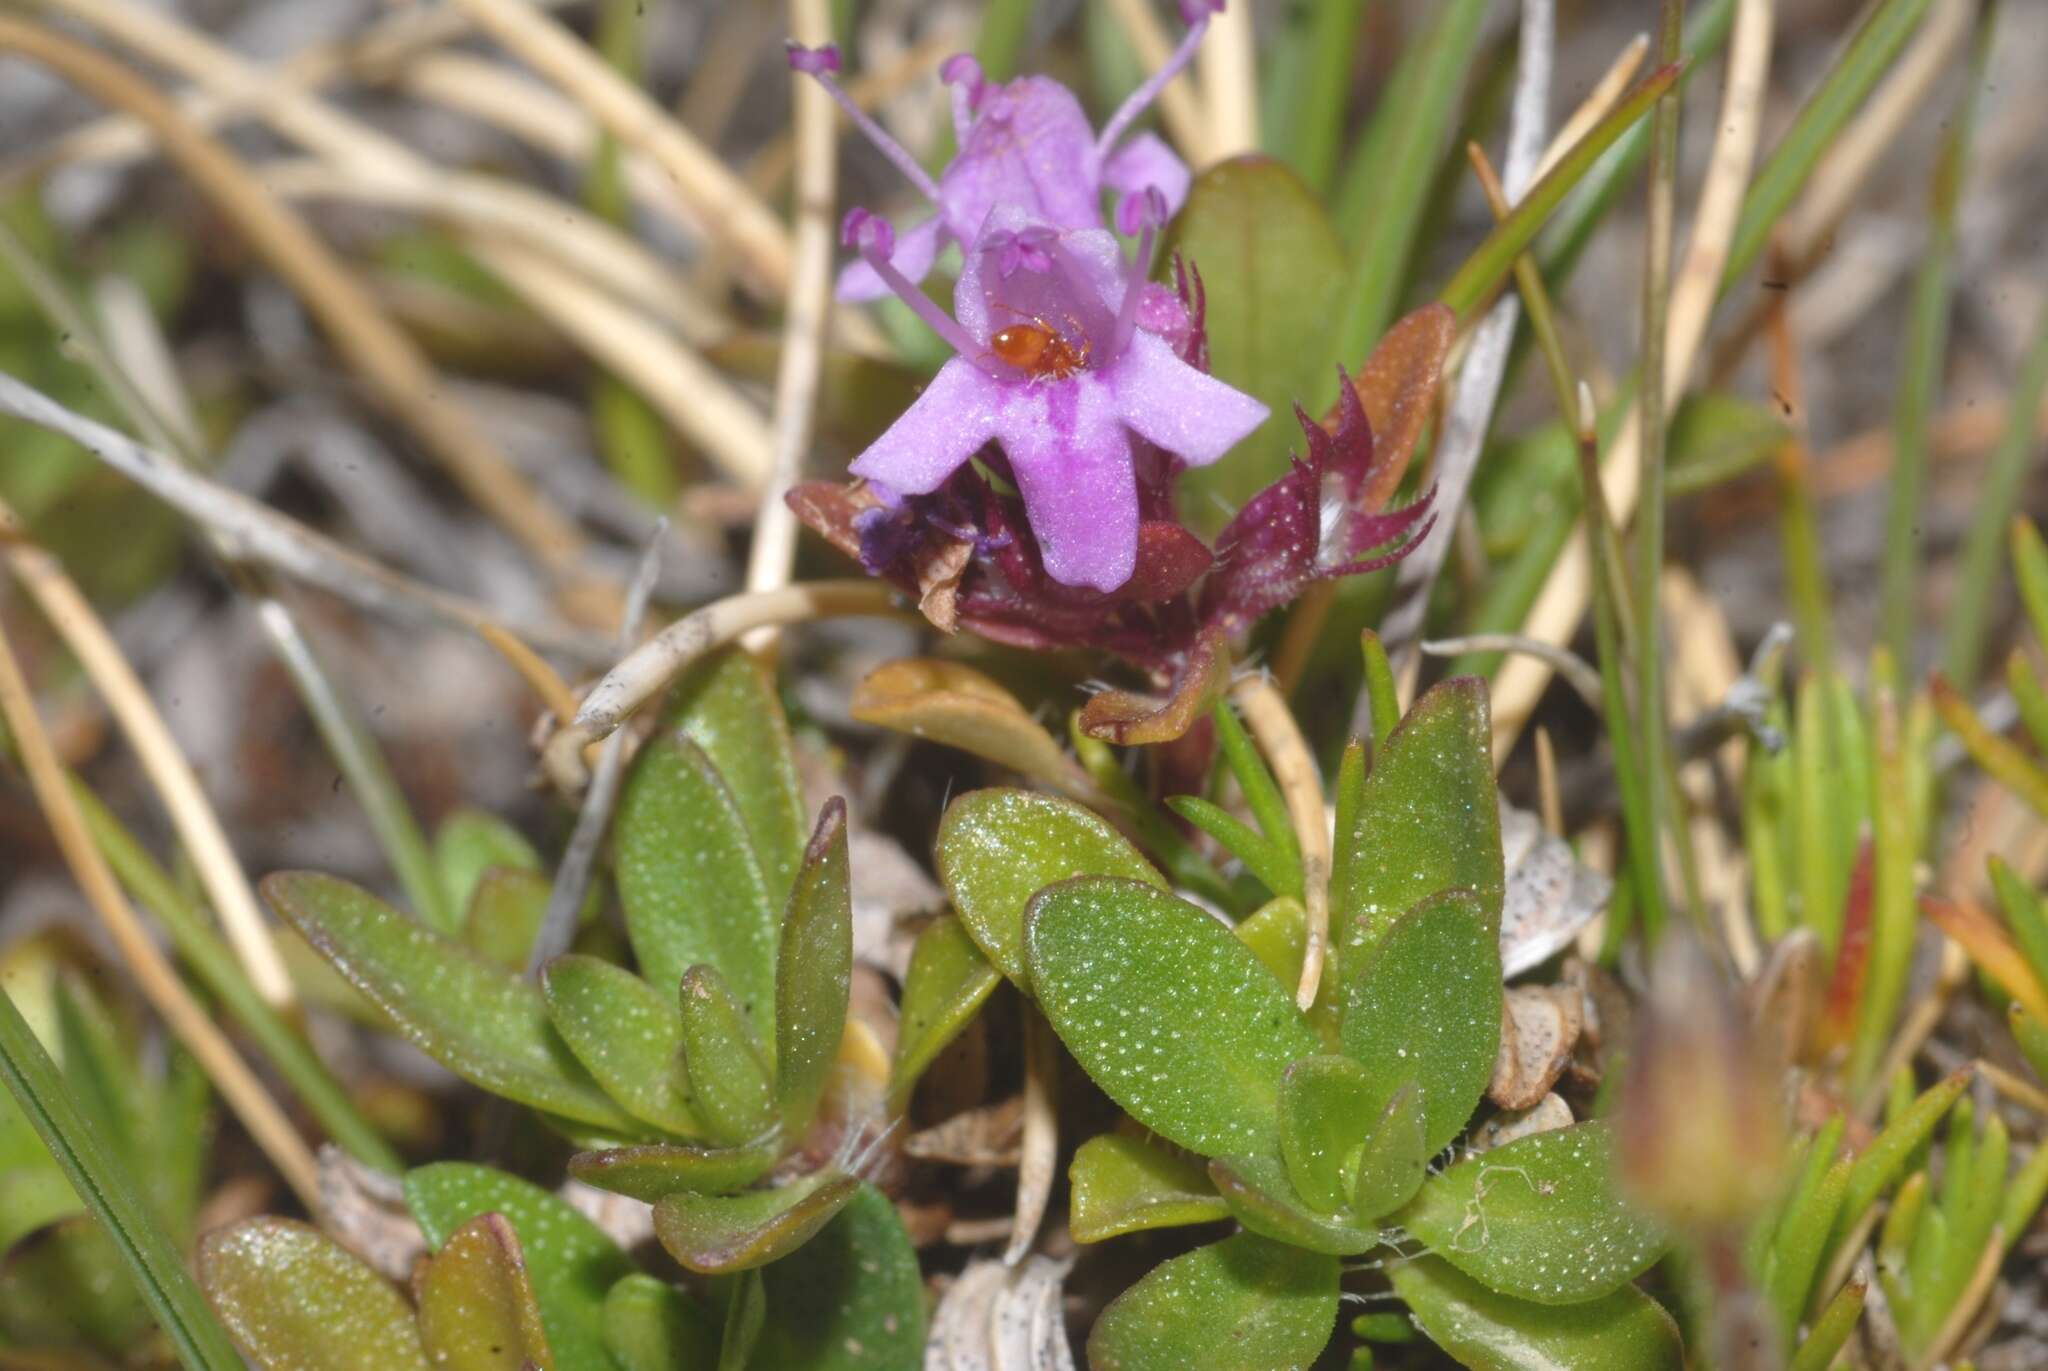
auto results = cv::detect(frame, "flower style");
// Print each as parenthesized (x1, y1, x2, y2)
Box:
(787, 0, 1221, 300)
(840, 198, 1267, 592)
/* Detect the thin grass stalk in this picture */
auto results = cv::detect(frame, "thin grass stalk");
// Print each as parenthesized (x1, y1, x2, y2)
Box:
(1259, 0, 1372, 194)
(1852, 651, 1920, 1086)
(0, 986, 245, 1371)
(1880, 0, 1990, 668)
(1943, 299, 2048, 688)
(1763, 273, 1837, 679)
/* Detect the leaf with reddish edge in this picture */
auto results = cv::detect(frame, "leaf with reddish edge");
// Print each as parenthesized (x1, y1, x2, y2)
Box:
(568, 1141, 779, 1201)
(415, 1214, 554, 1371)
(1815, 840, 1874, 1054)
(1080, 630, 1231, 744)
(1921, 894, 2048, 1024)
(200, 1218, 428, 1371)
(851, 658, 1098, 795)
(1346, 303, 1456, 511)
(652, 1170, 858, 1275)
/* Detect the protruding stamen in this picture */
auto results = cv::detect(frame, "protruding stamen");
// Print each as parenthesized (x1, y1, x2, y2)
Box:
(1094, 1, 1221, 158)
(790, 41, 944, 204)
(1110, 188, 1169, 359)
(941, 53, 987, 144)
(843, 209, 1007, 378)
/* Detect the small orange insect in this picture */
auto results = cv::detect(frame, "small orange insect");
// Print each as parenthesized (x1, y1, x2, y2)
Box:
(989, 309, 1090, 380)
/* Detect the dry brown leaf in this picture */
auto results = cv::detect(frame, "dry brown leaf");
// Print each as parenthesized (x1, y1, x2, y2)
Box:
(1077, 632, 1230, 746)
(925, 1255, 1076, 1371)
(905, 1097, 1026, 1168)
(1472, 1093, 1575, 1152)
(1488, 984, 1584, 1111)
(1498, 798, 1611, 978)
(853, 659, 1099, 799)
(1345, 303, 1456, 511)
(316, 1143, 424, 1280)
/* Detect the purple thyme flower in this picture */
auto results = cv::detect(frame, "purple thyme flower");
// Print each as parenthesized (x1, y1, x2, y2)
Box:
(840, 198, 1266, 593)
(786, 1, 1221, 300)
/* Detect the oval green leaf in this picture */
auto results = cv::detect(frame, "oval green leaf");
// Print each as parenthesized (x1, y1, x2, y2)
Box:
(434, 808, 541, 929)
(938, 788, 1164, 986)
(890, 915, 1001, 1110)
(1353, 1082, 1430, 1223)
(1278, 1054, 1376, 1213)
(1391, 1256, 1685, 1370)
(653, 1169, 858, 1275)
(1341, 888, 1502, 1158)
(1088, 1233, 1337, 1371)
(541, 955, 697, 1135)
(1026, 877, 1321, 1159)
(614, 735, 776, 1036)
(1397, 1123, 1668, 1304)
(1333, 678, 1504, 954)
(603, 1274, 719, 1371)
(775, 800, 851, 1132)
(677, 964, 778, 1147)
(1070, 1132, 1229, 1243)
(462, 867, 552, 970)
(263, 872, 637, 1132)
(415, 1214, 554, 1371)
(1209, 1152, 1381, 1255)
(750, 1183, 925, 1370)
(403, 1162, 635, 1371)
(199, 1218, 428, 1371)
(568, 1141, 780, 1202)
(655, 648, 806, 904)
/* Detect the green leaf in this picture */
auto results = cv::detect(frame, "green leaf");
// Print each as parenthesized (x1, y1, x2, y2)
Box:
(719, 1269, 767, 1371)
(1159, 156, 1347, 519)
(463, 867, 554, 970)
(0, 1164, 81, 1255)
(1212, 700, 1303, 888)
(1070, 1132, 1229, 1243)
(1333, 679, 1504, 955)
(568, 1140, 779, 1202)
(1667, 392, 1790, 496)
(404, 1162, 635, 1371)
(1390, 1255, 1686, 1370)
(937, 788, 1164, 987)
(1088, 1233, 1337, 1371)
(1026, 877, 1322, 1158)
(655, 649, 806, 904)
(433, 808, 541, 921)
(415, 1214, 554, 1371)
(750, 1183, 925, 1370)
(1341, 889, 1502, 1158)
(540, 955, 697, 1135)
(653, 1169, 858, 1274)
(775, 800, 851, 1133)
(1209, 1151, 1381, 1255)
(615, 735, 777, 1036)
(1352, 1083, 1431, 1223)
(1398, 1123, 1667, 1304)
(890, 915, 1001, 1110)
(0, 1216, 154, 1357)
(604, 1274, 719, 1371)
(199, 1218, 427, 1371)
(677, 964, 778, 1147)
(1278, 1054, 1375, 1213)
(1829, 1067, 1969, 1254)
(1991, 856, 2048, 991)
(264, 872, 639, 1132)
(1764, 1157, 1850, 1341)
(2014, 1006, 2048, 1086)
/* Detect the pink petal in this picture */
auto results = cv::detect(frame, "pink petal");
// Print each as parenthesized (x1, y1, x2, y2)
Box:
(940, 77, 1104, 243)
(834, 214, 947, 301)
(996, 375, 1138, 592)
(848, 359, 1002, 494)
(955, 208, 1125, 348)
(1102, 132, 1191, 220)
(1108, 330, 1269, 467)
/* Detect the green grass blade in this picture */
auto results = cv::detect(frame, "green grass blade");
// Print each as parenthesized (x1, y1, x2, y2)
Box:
(1850, 653, 1918, 1085)
(1787, 1279, 1865, 1371)
(1724, 0, 1939, 286)
(1260, 0, 1372, 193)
(1881, 2, 1993, 668)
(0, 985, 245, 1371)
(1212, 700, 1301, 875)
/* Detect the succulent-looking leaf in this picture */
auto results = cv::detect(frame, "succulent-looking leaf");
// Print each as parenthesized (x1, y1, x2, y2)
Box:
(656, 648, 807, 904)
(262, 872, 638, 1132)
(1069, 1132, 1230, 1243)
(603, 1274, 720, 1371)
(1278, 1054, 1376, 1213)
(1398, 1123, 1667, 1304)
(939, 789, 1165, 986)
(541, 955, 698, 1135)
(1088, 1233, 1337, 1371)
(0, 1217, 155, 1358)
(614, 735, 777, 1041)
(1390, 1255, 1686, 1370)
(1342, 889, 1502, 1158)
(749, 1183, 925, 1369)
(1333, 679, 1504, 954)
(775, 800, 852, 1132)
(1027, 877, 1323, 1158)
(199, 1218, 428, 1371)
(433, 808, 541, 929)
(653, 1169, 858, 1274)
(414, 1213, 554, 1371)
(1353, 1082, 1431, 1222)
(891, 915, 1002, 1108)
(1209, 1152, 1381, 1254)
(677, 964, 779, 1146)
(569, 1141, 781, 1202)
(403, 1163, 634, 1371)
(463, 867, 553, 970)
(851, 659, 1094, 796)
